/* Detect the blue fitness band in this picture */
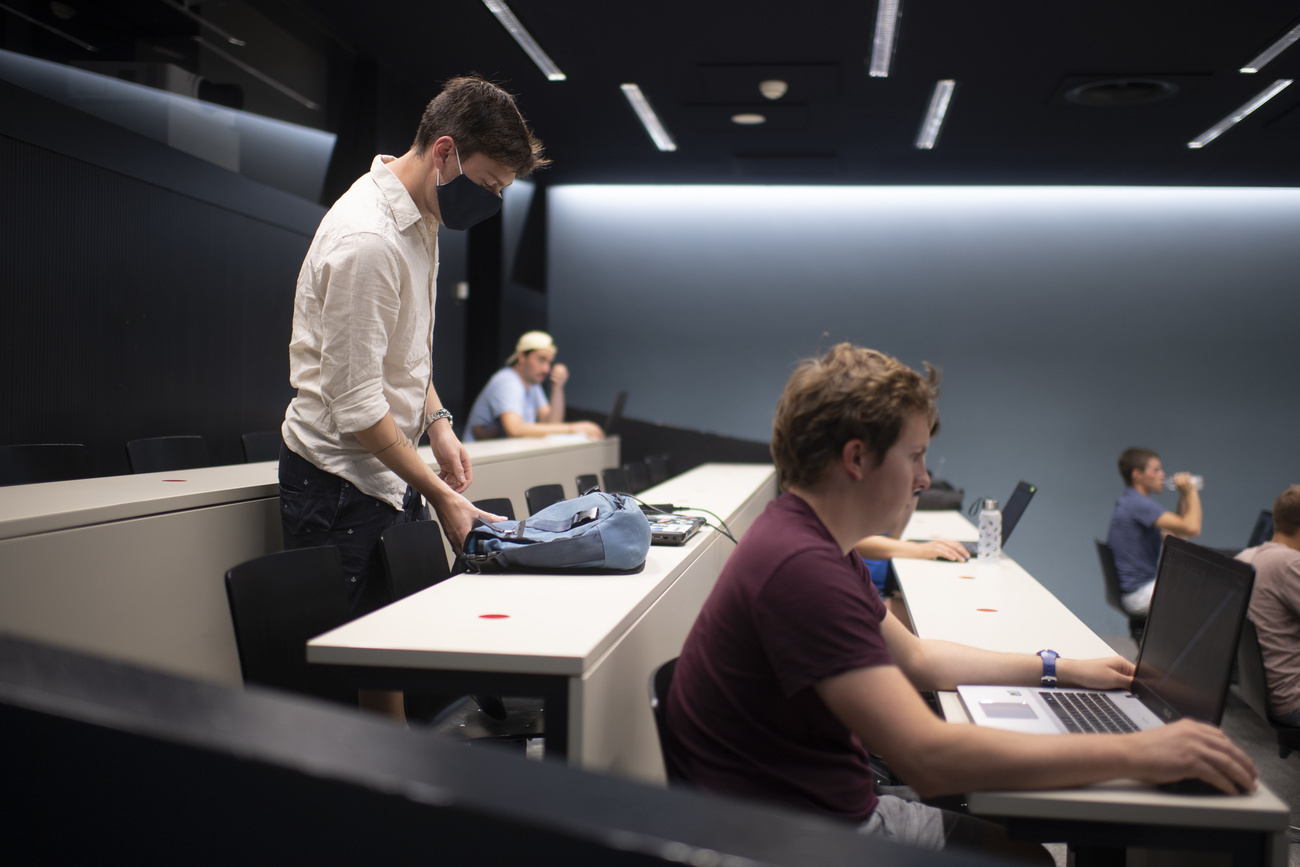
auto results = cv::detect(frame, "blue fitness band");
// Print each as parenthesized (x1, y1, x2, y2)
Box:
(1037, 649, 1059, 688)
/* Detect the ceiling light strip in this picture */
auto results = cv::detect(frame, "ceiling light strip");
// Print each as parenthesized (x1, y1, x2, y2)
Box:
(482, 0, 566, 81)
(194, 36, 320, 110)
(868, 0, 903, 78)
(1240, 21, 1300, 73)
(915, 79, 956, 149)
(620, 84, 677, 152)
(1187, 79, 1292, 148)
(0, 3, 97, 52)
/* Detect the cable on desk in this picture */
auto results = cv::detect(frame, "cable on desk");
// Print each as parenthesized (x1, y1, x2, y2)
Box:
(628, 496, 738, 545)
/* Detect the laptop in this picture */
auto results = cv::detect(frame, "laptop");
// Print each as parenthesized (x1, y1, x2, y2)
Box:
(957, 537, 1255, 736)
(911, 480, 1037, 556)
(604, 390, 627, 436)
(646, 512, 706, 546)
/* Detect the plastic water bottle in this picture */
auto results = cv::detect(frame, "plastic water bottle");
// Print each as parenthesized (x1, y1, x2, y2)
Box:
(1164, 475, 1204, 492)
(978, 498, 1002, 562)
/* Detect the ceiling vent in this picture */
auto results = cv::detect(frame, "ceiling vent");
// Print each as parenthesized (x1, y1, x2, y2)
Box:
(1063, 78, 1179, 106)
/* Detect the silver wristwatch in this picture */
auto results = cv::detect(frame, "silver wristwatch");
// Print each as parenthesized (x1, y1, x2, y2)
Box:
(424, 408, 453, 430)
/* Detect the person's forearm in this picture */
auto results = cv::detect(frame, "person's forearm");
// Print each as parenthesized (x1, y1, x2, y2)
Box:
(548, 384, 565, 424)
(902, 639, 1042, 691)
(855, 536, 923, 560)
(1177, 489, 1203, 536)
(352, 413, 458, 509)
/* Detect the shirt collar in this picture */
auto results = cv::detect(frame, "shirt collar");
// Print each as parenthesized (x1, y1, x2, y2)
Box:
(371, 155, 424, 232)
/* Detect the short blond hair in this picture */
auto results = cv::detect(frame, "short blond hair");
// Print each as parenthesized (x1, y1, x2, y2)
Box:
(770, 344, 939, 491)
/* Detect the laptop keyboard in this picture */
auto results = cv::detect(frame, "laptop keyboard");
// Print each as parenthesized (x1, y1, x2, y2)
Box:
(1039, 691, 1140, 734)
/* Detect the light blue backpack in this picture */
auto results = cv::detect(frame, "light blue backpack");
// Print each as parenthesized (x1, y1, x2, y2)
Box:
(461, 492, 652, 573)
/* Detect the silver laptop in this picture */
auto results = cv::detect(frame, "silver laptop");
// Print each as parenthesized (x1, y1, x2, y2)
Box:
(958, 537, 1254, 735)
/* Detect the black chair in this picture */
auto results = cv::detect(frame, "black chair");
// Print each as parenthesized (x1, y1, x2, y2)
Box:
(224, 546, 356, 706)
(1236, 617, 1300, 760)
(1246, 510, 1274, 549)
(601, 467, 629, 494)
(576, 473, 600, 494)
(473, 497, 516, 521)
(644, 454, 668, 487)
(241, 430, 282, 463)
(126, 435, 209, 474)
(525, 483, 566, 515)
(0, 443, 91, 485)
(379, 519, 453, 603)
(623, 461, 649, 495)
(648, 657, 682, 783)
(1096, 540, 1146, 646)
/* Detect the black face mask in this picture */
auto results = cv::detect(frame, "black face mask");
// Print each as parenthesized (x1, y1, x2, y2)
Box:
(436, 147, 503, 230)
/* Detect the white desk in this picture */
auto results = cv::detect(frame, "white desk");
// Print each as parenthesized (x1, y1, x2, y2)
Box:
(0, 436, 617, 686)
(896, 511, 1290, 867)
(308, 463, 779, 785)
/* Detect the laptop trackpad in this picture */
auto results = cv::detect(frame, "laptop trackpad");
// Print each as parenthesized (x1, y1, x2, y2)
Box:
(979, 700, 1038, 720)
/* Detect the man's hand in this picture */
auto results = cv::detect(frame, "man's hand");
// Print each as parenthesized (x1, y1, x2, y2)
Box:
(434, 493, 507, 554)
(1129, 719, 1257, 795)
(428, 420, 472, 491)
(550, 363, 570, 387)
(1058, 655, 1135, 690)
(921, 539, 970, 562)
(570, 420, 604, 440)
(1172, 472, 1196, 493)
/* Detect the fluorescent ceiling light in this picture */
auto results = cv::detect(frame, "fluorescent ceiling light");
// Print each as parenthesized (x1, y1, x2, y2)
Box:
(482, 0, 565, 81)
(732, 113, 766, 125)
(620, 84, 677, 151)
(869, 0, 903, 78)
(915, 79, 955, 149)
(1187, 79, 1292, 148)
(0, 2, 97, 52)
(195, 36, 319, 110)
(1240, 20, 1300, 73)
(159, 0, 244, 46)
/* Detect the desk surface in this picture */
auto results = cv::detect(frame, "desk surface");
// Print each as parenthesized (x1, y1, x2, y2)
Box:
(0, 435, 614, 541)
(308, 463, 777, 677)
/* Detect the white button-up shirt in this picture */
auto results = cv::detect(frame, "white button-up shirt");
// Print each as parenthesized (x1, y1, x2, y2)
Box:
(283, 155, 438, 508)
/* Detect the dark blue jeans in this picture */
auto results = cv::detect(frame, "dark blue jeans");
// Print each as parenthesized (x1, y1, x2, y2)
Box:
(279, 441, 428, 618)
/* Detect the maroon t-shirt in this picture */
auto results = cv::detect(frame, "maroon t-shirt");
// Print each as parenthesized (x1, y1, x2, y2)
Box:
(664, 492, 893, 822)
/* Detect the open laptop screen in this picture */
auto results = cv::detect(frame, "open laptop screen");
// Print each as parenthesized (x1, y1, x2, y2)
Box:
(1130, 537, 1255, 725)
(999, 481, 1037, 544)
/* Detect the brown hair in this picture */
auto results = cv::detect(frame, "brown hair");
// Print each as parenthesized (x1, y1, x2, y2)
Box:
(1273, 484, 1300, 536)
(770, 344, 939, 491)
(413, 75, 549, 176)
(1118, 447, 1159, 486)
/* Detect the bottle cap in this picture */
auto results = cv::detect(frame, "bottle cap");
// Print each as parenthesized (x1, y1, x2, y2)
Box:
(982, 498, 999, 511)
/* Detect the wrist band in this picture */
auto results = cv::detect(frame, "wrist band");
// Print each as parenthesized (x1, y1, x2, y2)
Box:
(424, 408, 453, 430)
(1037, 649, 1059, 688)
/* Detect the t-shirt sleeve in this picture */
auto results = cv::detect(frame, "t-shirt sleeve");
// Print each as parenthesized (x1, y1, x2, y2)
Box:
(1130, 495, 1167, 528)
(485, 374, 527, 421)
(752, 546, 892, 698)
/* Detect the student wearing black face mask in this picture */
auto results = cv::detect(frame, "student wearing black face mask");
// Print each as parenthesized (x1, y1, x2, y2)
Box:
(279, 77, 548, 719)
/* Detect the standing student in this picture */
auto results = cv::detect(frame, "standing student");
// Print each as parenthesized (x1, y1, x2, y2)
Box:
(279, 76, 548, 619)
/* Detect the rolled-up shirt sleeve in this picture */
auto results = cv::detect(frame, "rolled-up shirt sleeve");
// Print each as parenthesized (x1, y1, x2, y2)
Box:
(318, 233, 401, 433)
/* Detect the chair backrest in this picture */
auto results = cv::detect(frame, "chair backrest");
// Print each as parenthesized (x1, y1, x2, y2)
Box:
(648, 657, 680, 781)
(1095, 540, 1123, 611)
(126, 435, 209, 474)
(1236, 617, 1272, 723)
(525, 483, 566, 516)
(473, 497, 516, 521)
(223, 546, 355, 705)
(601, 467, 629, 494)
(576, 473, 600, 495)
(1246, 510, 1274, 549)
(644, 454, 667, 487)
(379, 519, 452, 603)
(623, 461, 649, 495)
(0, 443, 91, 486)
(241, 430, 282, 463)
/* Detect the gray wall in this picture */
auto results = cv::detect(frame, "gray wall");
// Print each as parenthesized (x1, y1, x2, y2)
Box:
(547, 184, 1300, 638)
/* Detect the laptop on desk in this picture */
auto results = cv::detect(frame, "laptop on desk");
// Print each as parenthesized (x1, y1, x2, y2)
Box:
(910, 480, 1037, 556)
(957, 537, 1255, 736)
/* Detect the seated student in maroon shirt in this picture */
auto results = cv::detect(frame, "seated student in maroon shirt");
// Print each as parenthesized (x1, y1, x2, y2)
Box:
(664, 344, 1256, 861)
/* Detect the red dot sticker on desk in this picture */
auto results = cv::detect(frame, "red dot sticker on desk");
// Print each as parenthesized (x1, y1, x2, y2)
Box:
(163, 479, 187, 482)
(479, 614, 510, 619)
(958, 575, 976, 580)
(976, 608, 998, 612)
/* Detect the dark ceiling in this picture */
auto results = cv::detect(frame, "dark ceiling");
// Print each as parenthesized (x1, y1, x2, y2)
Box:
(8, 0, 1300, 187)
(297, 0, 1300, 186)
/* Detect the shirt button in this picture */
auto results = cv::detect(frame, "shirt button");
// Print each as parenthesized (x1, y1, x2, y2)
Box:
(347, 528, 354, 535)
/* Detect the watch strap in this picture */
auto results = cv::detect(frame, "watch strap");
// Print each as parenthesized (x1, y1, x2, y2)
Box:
(1037, 649, 1059, 688)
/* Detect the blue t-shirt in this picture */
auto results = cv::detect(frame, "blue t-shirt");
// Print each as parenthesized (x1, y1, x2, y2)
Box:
(1107, 487, 1167, 594)
(463, 367, 547, 442)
